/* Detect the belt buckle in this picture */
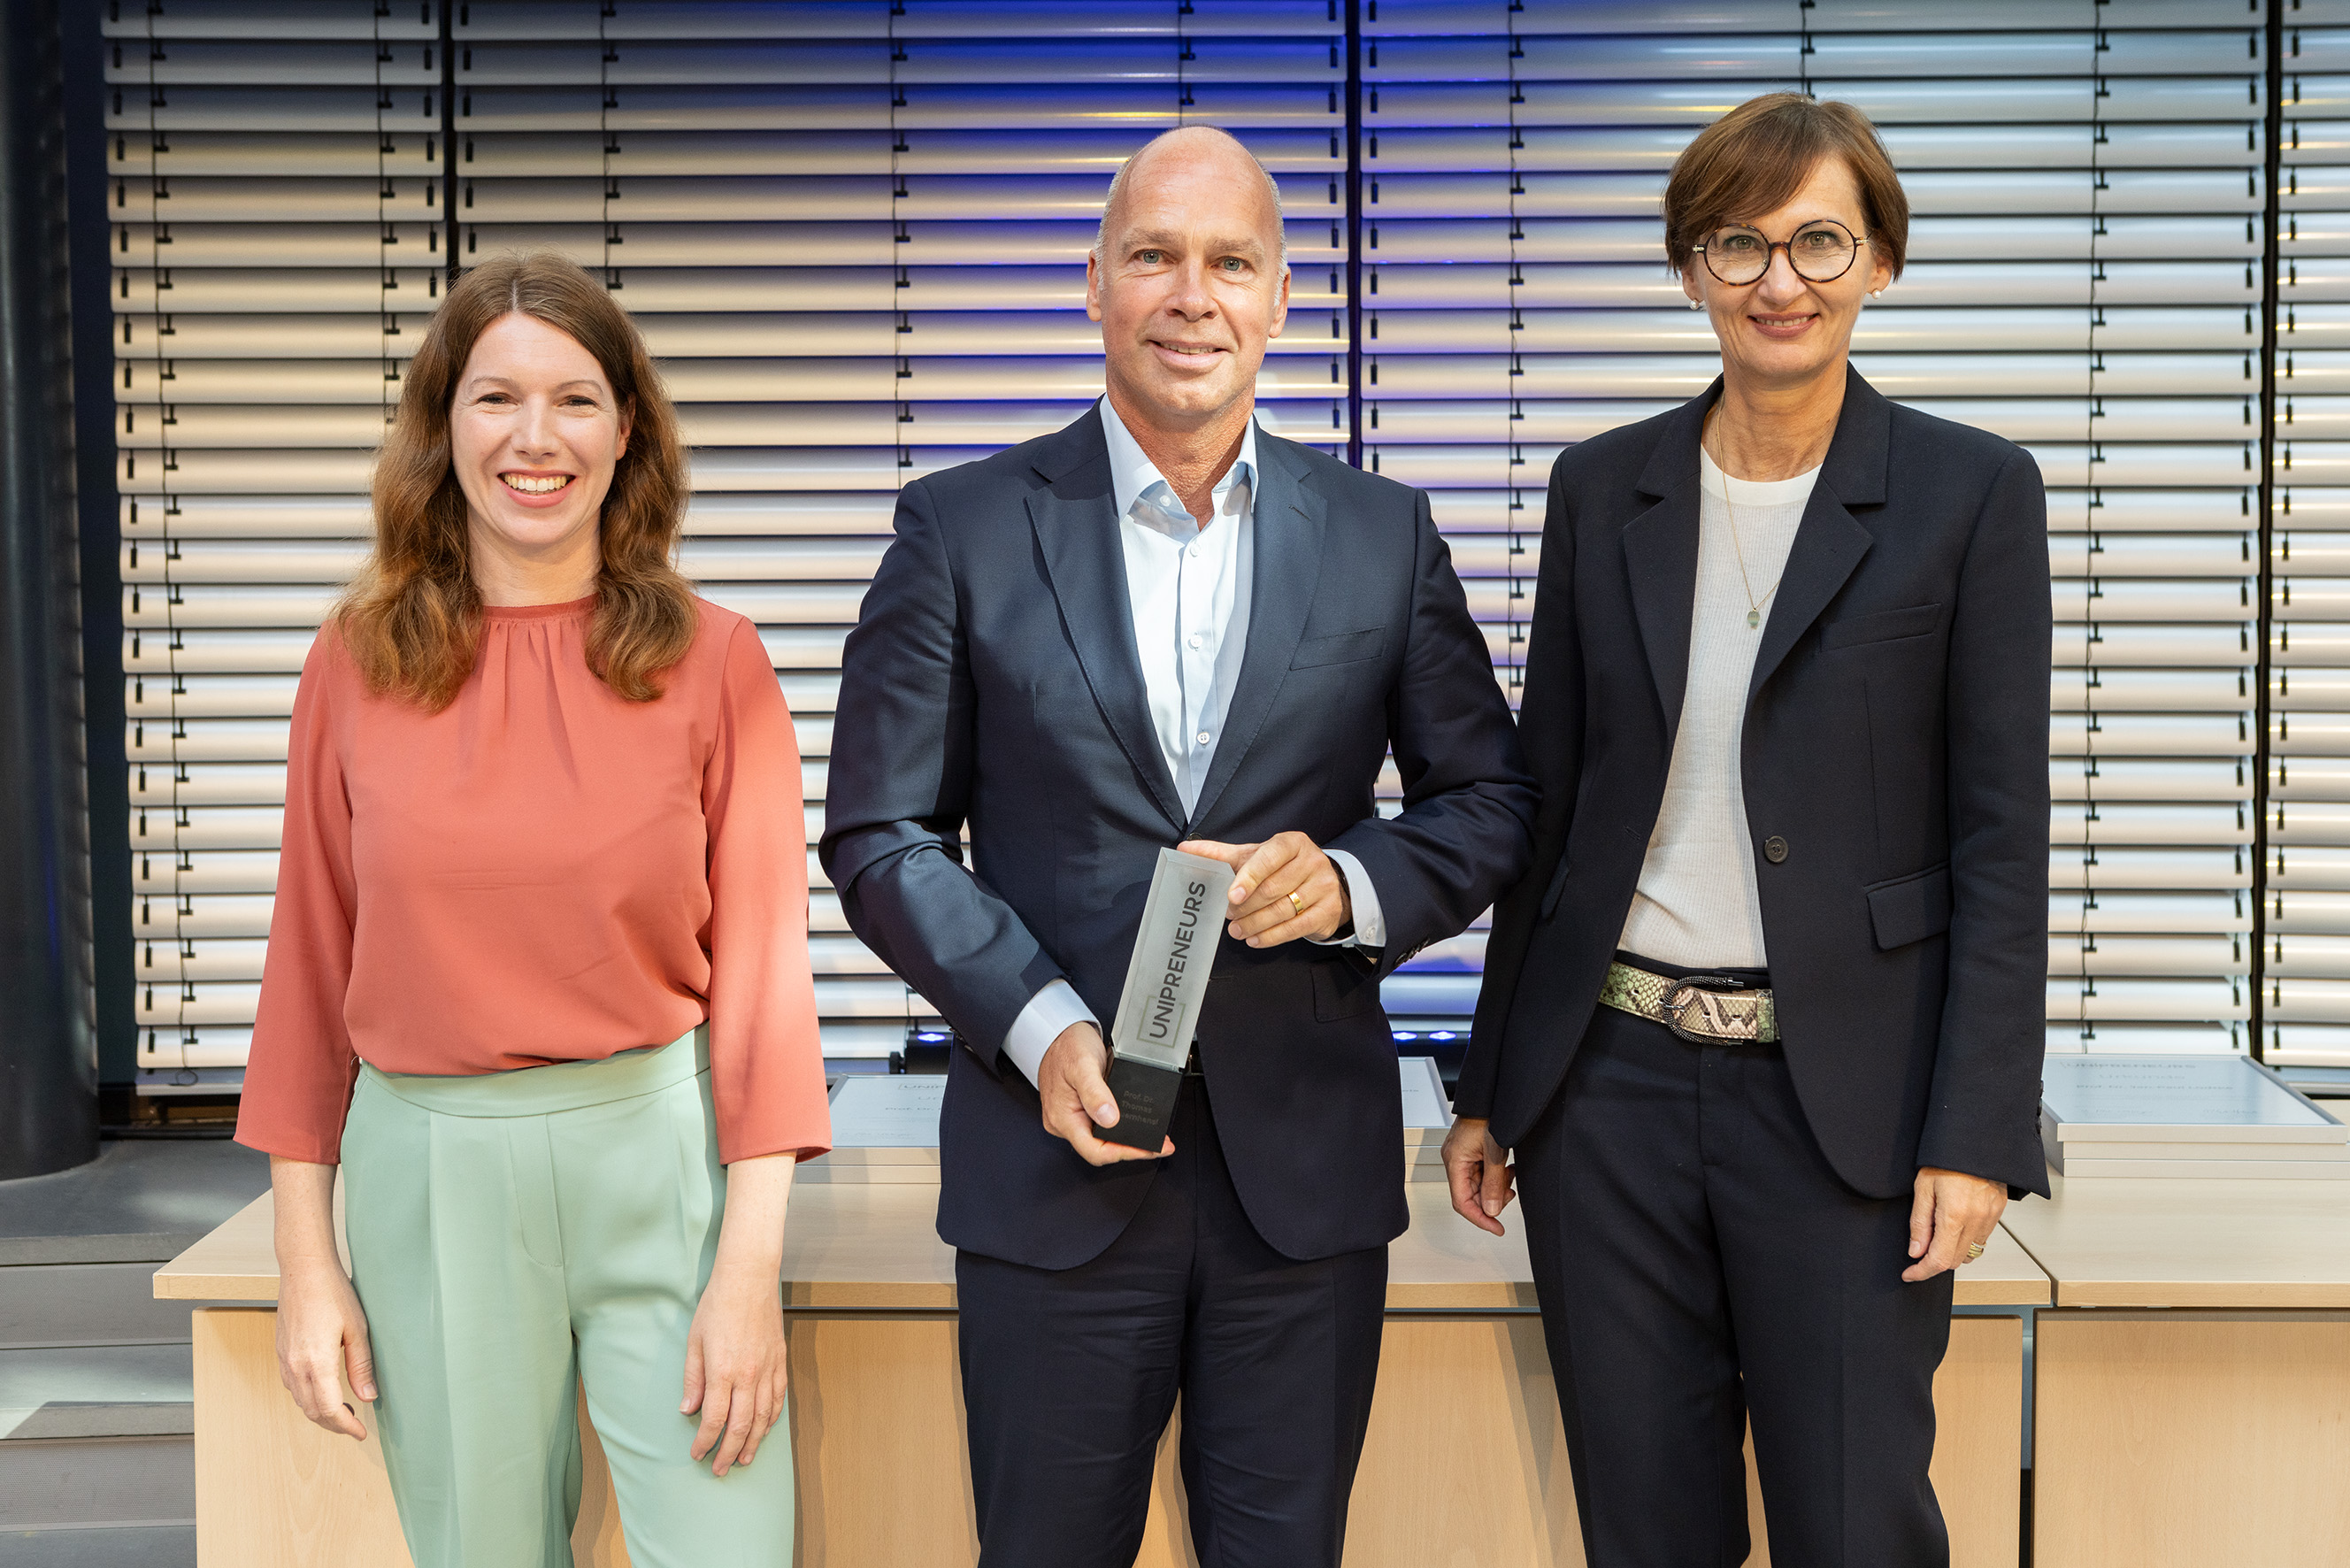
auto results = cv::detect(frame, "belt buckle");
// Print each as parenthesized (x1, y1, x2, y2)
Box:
(1656, 974, 1757, 1044)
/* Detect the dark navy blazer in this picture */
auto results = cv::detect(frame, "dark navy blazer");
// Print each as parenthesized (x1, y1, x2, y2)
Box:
(1460, 370, 2054, 1200)
(822, 408, 1536, 1269)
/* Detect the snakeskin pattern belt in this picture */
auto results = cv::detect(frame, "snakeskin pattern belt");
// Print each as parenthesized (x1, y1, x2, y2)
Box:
(1599, 961, 1778, 1045)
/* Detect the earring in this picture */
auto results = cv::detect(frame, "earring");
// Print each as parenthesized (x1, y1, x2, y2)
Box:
(1689, 299, 1705, 311)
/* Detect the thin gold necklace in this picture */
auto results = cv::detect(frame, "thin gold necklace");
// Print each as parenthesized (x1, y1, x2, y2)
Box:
(1705, 410, 1783, 631)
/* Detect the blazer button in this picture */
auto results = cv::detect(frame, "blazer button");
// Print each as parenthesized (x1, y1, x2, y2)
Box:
(1762, 835, 1789, 864)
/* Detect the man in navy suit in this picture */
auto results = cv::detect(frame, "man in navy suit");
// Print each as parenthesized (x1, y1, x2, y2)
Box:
(822, 127, 1534, 1565)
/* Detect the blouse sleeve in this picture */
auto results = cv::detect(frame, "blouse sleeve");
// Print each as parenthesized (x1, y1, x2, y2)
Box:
(234, 627, 361, 1164)
(703, 617, 833, 1164)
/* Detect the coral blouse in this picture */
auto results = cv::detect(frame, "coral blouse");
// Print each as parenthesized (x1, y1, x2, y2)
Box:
(234, 596, 831, 1166)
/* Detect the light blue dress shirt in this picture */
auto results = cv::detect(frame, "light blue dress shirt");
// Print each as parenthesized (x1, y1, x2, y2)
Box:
(997, 397, 1386, 1085)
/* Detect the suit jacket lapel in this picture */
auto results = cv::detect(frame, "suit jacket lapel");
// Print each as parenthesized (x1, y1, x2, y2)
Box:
(1623, 391, 1713, 739)
(1186, 432, 1325, 832)
(1027, 410, 1187, 832)
(1622, 480, 1701, 741)
(1747, 489, 1872, 700)
(1747, 368, 1891, 698)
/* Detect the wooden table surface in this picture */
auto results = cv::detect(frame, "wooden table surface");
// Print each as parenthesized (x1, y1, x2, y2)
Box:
(1999, 1174, 2350, 1308)
(157, 1180, 2050, 1310)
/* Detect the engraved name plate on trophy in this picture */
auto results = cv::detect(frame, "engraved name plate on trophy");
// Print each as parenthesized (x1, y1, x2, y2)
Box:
(1093, 847, 1236, 1150)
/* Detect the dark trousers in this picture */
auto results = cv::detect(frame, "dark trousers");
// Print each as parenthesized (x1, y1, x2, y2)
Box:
(956, 1075, 1387, 1568)
(1518, 994, 1956, 1568)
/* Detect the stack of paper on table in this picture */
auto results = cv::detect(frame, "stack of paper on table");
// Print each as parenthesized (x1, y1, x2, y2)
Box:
(2039, 1054, 2350, 1179)
(810, 1057, 1457, 1183)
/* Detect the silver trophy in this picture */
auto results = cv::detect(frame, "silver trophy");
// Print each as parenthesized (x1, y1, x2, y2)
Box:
(1094, 847, 1236, 1149)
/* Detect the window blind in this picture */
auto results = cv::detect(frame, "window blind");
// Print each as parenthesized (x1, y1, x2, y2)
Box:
(2267, 5, 2350, 1071)
(1360, 0, 2269, 1056)
(99, 0, 2295, 1095)
(106, 0, 1347, 1089)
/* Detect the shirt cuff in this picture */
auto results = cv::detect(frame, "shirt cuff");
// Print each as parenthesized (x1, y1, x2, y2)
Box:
(1001, 978, 1099, 1086)
(1311, 848, 1386, 950)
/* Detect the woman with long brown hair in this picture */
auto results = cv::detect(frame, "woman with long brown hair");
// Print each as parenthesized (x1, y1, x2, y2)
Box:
(235, 250, 827, 1566)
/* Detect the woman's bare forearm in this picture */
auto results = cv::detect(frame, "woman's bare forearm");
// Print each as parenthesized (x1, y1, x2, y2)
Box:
(271, 1156, 344, 1277)
(710, 1150, 797, 1282)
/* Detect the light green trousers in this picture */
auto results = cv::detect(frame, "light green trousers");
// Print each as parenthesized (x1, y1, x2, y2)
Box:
(342, 1027, 793, 1568)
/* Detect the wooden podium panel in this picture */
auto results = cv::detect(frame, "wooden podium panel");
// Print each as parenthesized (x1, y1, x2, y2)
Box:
(170, 1187, 2038, 1567)
(183, 1305, 2024, 1568)
(2033, 1310, 2350, 1568)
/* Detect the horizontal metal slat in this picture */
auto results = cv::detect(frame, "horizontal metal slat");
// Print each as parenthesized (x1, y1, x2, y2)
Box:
(2049, 534, 2254, 577)
(1357, 71, 2262, 124)
(1366, 397, 2260, 446)
(2049, 669, 2250, 711)
(1363, 259, 2258, 311)
(2051, 758, 2251, 802)
(115, 132, 442, 178)
(2025, 445, 2257, 487)
(1358, 122, 2267, 175)
(2045, 976, 2248, 1021)
(129, 762, 288, 806)
(455, 37, 1344, 88)
(455, 127, 1343, 180)
(111, 176, 439, 222)
(125, 673, 296, 719)
(2273, 668, 2350, 710)
(2049, 712, 2253, 756)
(447, 3, 1335, 42)
(450, 81, 1345, 136)
(2047, 935, 2247, 978)
(2268, 845, 2350, 888)
(104, 7, 437, 40)
(2270, 802, 2350, 845)
(2051, 802, 2250, 846)
(2050, 889, 2250, 932)
(1361, 306, 2257, 355)
(109, 309, 1351, 361)
(1363, 212, 2261, 265)
(113, 217, 1339, 271)
(2262, 978, 2350, 1020)
(2269, 888, 2350, 933)
(1361, 168, 2262, 220)
(111, 41, 442, 87)
(459, 170, 1343, 225)
(2272, 712, 2350, 755)
(1369, 351, 2260, 399)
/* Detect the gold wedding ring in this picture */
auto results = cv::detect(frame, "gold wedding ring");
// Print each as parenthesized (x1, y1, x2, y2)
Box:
(1288, 891, 1306, 917)
(1963, 1242, 1986, 1264)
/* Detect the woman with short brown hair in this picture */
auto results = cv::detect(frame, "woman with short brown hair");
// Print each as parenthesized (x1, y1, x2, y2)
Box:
(236, 250, 828, 1566)
(1447, 93, 2051, 1565)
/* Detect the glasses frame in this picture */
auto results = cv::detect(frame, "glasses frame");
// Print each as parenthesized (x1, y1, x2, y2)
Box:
(1692, 218, 1869, 286)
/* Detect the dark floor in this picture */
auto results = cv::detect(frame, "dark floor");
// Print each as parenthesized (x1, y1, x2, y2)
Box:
(0, 1139, 266, 1567)
(0, 1138, 270, 1267)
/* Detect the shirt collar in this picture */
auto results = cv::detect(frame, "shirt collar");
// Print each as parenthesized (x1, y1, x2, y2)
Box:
(1098, 394, 1258, 532)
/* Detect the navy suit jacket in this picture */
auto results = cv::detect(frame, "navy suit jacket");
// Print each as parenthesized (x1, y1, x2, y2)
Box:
(822, 408, 1535, 1269)
(1460, 371, 2054, 1200)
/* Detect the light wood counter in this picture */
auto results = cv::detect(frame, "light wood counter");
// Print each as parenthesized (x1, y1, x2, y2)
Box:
(1999, 1174, 2350, 1308)
(160, 1181, 2050, 1311)
(158, 1181, 2043, 1568)
(1991, 1175, 2350, 1568)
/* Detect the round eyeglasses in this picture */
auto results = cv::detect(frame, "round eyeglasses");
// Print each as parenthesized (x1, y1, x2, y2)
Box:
(1693, 219, 1867, 286)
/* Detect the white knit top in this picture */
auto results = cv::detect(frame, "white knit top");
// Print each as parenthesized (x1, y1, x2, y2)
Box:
(1617, 447, 1819, 968)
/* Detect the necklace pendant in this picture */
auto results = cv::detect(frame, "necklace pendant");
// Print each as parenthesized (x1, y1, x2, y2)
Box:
(1747, 608, 1761, 629)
